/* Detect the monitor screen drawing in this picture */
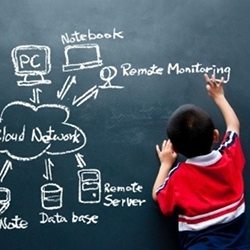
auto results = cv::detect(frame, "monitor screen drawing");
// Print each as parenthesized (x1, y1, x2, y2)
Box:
(11, 45, 52, 86)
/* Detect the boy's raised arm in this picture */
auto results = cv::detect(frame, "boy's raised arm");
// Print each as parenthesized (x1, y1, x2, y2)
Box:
(204, 74, 240, 135)
(152, 139, 177, 201)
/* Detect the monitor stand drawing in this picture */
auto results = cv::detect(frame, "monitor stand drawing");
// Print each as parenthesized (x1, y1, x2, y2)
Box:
(17, 73, 52, 87)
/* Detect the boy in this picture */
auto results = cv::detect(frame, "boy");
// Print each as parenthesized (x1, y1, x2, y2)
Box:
(152, 74, 248, 249)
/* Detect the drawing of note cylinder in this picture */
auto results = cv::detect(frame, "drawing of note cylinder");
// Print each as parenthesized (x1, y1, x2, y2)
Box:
(78, 169, 101, 204)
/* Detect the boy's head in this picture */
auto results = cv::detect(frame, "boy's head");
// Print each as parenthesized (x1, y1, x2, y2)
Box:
(167, 104, 217, 158)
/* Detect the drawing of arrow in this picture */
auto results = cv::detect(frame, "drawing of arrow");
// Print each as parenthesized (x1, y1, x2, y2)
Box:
(75, 153, 86, 168)
(57, 75, 77, 100)
(43, 158, 54, 181)
(0, 160, 13, 182)
(72, 85, 99, 107)
(30, 88, 42, 104)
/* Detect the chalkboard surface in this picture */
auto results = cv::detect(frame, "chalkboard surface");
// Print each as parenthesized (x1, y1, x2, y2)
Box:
(0, 0, 249, 249)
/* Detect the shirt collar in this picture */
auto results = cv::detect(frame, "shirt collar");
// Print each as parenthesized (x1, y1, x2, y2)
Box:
(185, 150, 222, 167)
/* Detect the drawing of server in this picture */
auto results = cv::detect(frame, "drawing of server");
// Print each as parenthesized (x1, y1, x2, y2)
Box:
(78, 169, 101, 204)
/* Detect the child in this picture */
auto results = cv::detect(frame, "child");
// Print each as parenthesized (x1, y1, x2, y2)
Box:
(152, 74, 248, 249)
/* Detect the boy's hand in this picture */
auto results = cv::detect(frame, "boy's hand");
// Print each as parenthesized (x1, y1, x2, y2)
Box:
(204, 73, 224, 100)
(156, 139, 177, 167)
(152, 139, 177, 200)
(204, 73, 240, 135)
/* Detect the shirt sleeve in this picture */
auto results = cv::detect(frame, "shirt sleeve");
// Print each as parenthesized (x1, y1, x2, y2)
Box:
(156, 166, 179, 216)
(218, 131, 245, 171)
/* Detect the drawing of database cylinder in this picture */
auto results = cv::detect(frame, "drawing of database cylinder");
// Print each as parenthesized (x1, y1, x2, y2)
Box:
(78, 169, 101, 204)
(41, 183, 63, 210)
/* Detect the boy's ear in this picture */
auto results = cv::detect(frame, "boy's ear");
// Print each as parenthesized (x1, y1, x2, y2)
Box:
(213, 129, 220, 143)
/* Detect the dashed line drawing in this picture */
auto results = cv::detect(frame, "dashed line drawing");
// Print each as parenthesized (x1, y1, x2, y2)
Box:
(72, 85, 99, 107)
(29, 88, 42, 104)
(0, 160, 12, 183)
(57, 75, 77, 100)
(0, 187, 11, 215)
(43, 158, 54, 181)
(41, 183, 63, 210)
(11, 45, 52, 86)
(63, 44, 103, 72)
(78, 169, 101, 204)
(75, 153, 86, 168)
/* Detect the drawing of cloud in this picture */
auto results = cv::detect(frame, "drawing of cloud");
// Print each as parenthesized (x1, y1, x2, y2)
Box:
(0, 101, 87, 161)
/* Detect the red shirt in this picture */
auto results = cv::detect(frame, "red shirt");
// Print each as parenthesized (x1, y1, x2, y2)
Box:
(156, 131, 245, 232)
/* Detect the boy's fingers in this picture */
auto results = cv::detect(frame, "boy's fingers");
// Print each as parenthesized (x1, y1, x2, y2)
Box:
(162, 140, 167, 148)
(204, 73, 224, 85)
(212, 74, 216, 82)
(220, 76, 224, 84)
(167, 139, 173, 149)
(156, 144, 160, 154)
(156, 139, 168, 153)
(204, 73, 210, 82)
(206, 83, 211, 90)
(204, 74, 216, 86)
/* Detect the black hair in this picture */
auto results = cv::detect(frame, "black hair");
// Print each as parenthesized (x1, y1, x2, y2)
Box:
(167, 104, 215, 158)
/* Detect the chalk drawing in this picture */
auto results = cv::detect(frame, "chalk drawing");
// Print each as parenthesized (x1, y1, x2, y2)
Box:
(29, 88, 42, 104)
(43, 158, 54, 181)
(0, 160, 12, 183)
(78, 169, 101, 204)
(41, 183, 63, 210)
(99, 66, 124, 89)
(0, 101, 87, 161)
(11, 45, 52, 86)
(63, 44, 103, 72)
(0, 187, 11, 215)
(75, 153, 86, 168)
(57, 75, 77, 100)
(72, 85, 99, 107)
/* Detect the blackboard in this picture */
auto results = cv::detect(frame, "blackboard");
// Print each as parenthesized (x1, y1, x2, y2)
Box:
(0, 0, 249, 249)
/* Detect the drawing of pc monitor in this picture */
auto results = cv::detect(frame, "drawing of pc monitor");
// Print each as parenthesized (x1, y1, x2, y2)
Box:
(63, 44, 103, 72)
(11, 45, 52, 86)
